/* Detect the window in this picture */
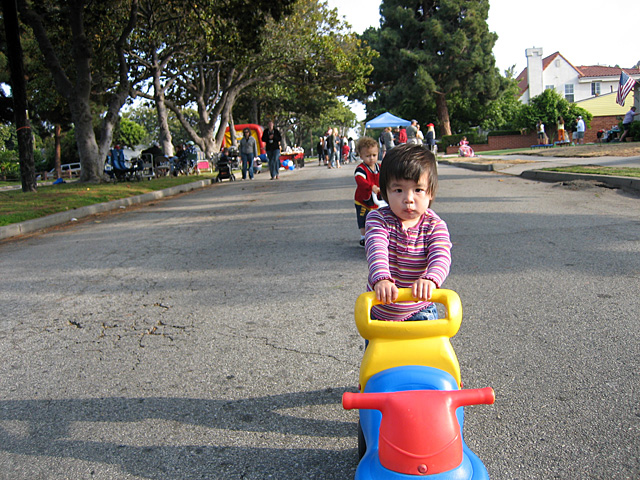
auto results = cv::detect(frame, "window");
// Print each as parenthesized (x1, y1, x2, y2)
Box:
(565, 84, 574, 103)
(591, 82, 601, 96)
(545, 85, 555, 91)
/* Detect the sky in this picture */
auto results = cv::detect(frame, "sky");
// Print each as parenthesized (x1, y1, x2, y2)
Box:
(326, 0, 640, 119)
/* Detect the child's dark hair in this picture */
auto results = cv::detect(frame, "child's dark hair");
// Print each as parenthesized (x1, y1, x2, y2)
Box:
(355, 136, 379, 154)
(379, 144, 438, 203)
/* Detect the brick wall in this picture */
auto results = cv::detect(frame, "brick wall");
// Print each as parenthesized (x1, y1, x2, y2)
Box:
(587, 115, 622, 142)
(444, 115, 624, 154)
(445, 132, 539, 155)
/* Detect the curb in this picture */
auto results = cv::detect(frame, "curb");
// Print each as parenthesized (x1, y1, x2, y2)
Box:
(442, 160, 640, 193)
(439, 160, 494, 171)
(0, 179, 212, 241)
(519, 170, 640, 192)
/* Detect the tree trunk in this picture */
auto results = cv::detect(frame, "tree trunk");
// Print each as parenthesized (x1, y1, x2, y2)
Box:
(214, 89, 239, 155)
(250, 98, 259, 125)
(154, 87, 173, 157)
(70, 97, 102, 182)
(228, 114, 237, 148)
(54, 124, 62, 179)
(435, 92, 451, 136)
(3, 0, 36, 192)
(151, 53, 174, 157)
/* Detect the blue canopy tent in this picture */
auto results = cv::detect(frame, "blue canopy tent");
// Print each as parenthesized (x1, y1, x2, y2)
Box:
(365, 112, 411, 129)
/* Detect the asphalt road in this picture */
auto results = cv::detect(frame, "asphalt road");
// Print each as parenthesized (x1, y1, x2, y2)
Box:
(1, 162, 639, 479)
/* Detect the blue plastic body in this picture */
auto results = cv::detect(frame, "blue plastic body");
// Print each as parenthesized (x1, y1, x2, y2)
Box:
(356, 366, 490, 480)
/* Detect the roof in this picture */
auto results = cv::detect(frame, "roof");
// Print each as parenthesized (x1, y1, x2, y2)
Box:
(516, 51, 640, 97)
(576, 65, 640, 79)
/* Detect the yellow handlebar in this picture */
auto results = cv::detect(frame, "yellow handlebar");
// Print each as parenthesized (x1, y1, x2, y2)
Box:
(354, 288, 462, 341)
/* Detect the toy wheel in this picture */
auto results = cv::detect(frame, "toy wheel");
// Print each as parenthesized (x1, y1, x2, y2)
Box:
(357, 420, 366, 459)
(230, 175, 236, 181)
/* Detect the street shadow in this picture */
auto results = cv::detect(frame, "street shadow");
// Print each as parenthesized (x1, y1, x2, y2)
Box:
(0, 387, 360, 479)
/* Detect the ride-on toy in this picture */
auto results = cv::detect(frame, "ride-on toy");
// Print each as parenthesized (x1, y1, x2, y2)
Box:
(342, 289, 495, 479)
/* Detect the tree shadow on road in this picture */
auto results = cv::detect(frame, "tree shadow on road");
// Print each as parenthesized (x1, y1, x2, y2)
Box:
(0, 387, 360, 479)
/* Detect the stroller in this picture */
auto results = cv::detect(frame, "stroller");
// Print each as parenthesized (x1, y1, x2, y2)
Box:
(215, 150, 236, 182)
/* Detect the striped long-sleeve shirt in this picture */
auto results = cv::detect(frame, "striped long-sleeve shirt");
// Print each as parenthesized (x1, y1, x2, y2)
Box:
(365, 206, 452, 321)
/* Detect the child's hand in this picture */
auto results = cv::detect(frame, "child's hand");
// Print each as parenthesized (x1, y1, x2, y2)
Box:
(374, 279, 398, 304)
(412, 279, 436, 301)
(372, 185, 380, 195)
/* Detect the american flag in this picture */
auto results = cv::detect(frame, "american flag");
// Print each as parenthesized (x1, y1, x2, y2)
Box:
(616, 70, 637, 106)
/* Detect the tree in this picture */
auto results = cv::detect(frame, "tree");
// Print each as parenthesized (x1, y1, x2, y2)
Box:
(127, 0, 207, 157)
(114, 117, 146, 148)
(517, 89, 592, 139)
(17, 0, 139, 182)
(228, 0, 374, 150)
(478, 75, 522, 131)
(361, 0, 501, 135)
(2, 0, 36, 191)
(131, 0, 296, 158)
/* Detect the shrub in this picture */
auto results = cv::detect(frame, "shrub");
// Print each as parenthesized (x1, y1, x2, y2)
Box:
(0, 150, 20, 180)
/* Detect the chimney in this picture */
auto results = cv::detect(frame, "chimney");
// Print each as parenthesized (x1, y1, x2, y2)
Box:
(525, 48, 544, 101)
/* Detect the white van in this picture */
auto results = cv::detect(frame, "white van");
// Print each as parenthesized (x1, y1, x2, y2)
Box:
(49, 163, 81, 178)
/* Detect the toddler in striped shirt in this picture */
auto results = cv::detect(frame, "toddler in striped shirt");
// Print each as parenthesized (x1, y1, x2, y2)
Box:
(365, 144, 452, 321)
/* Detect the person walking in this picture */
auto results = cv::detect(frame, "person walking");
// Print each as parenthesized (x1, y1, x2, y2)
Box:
(316, 137, 325, 165)
(576, 116, 586, 145)
(326, 128, 337, 168)
(239, 127, 258, 180)
(333, 129, 342, 168)
(536, 120, 546, 145)
(380, 126, 395, 158)
(261, 121, 282, 180)
(425, 124, 436, 153)
(619, 106, 638, 142)
(406, 120, 418, 144)
(557, 116, 568, 143)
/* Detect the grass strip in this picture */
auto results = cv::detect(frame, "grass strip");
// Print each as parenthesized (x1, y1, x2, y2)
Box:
(0, 174, 215, 226)
(541, 165, 640, 178)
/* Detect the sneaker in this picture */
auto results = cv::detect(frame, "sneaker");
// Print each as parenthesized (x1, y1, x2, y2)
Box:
(359, 238, 365, 248)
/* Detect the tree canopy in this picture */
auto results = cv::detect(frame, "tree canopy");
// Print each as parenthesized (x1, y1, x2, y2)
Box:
(360, 0, 502, 135)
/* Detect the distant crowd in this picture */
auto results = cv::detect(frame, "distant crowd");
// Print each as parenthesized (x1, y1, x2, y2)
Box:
(376, 120, 438, 159)
(316, 128, 356, 168)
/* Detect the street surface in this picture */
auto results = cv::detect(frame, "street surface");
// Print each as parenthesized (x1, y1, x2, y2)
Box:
(1, 161, 639, 479)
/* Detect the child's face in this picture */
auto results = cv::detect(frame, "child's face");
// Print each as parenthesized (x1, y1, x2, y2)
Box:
(386, 173, 433, 229)
(359, 146, 379, 168)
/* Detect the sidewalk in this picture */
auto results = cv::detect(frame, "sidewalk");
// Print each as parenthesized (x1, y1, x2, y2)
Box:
(440, 154, 640, 193)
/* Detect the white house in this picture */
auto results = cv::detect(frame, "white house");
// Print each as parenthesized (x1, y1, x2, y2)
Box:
(516, 48, 640, 107)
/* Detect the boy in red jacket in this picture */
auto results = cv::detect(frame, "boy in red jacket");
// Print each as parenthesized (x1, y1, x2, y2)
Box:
(354, 136, 381, 248)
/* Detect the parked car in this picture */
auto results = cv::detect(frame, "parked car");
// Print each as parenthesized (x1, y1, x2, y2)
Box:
(48, 163, 81, 178)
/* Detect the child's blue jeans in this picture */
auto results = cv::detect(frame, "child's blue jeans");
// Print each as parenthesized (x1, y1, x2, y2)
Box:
(404, 303, 438, 321)
(366, 304, 438, 348)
